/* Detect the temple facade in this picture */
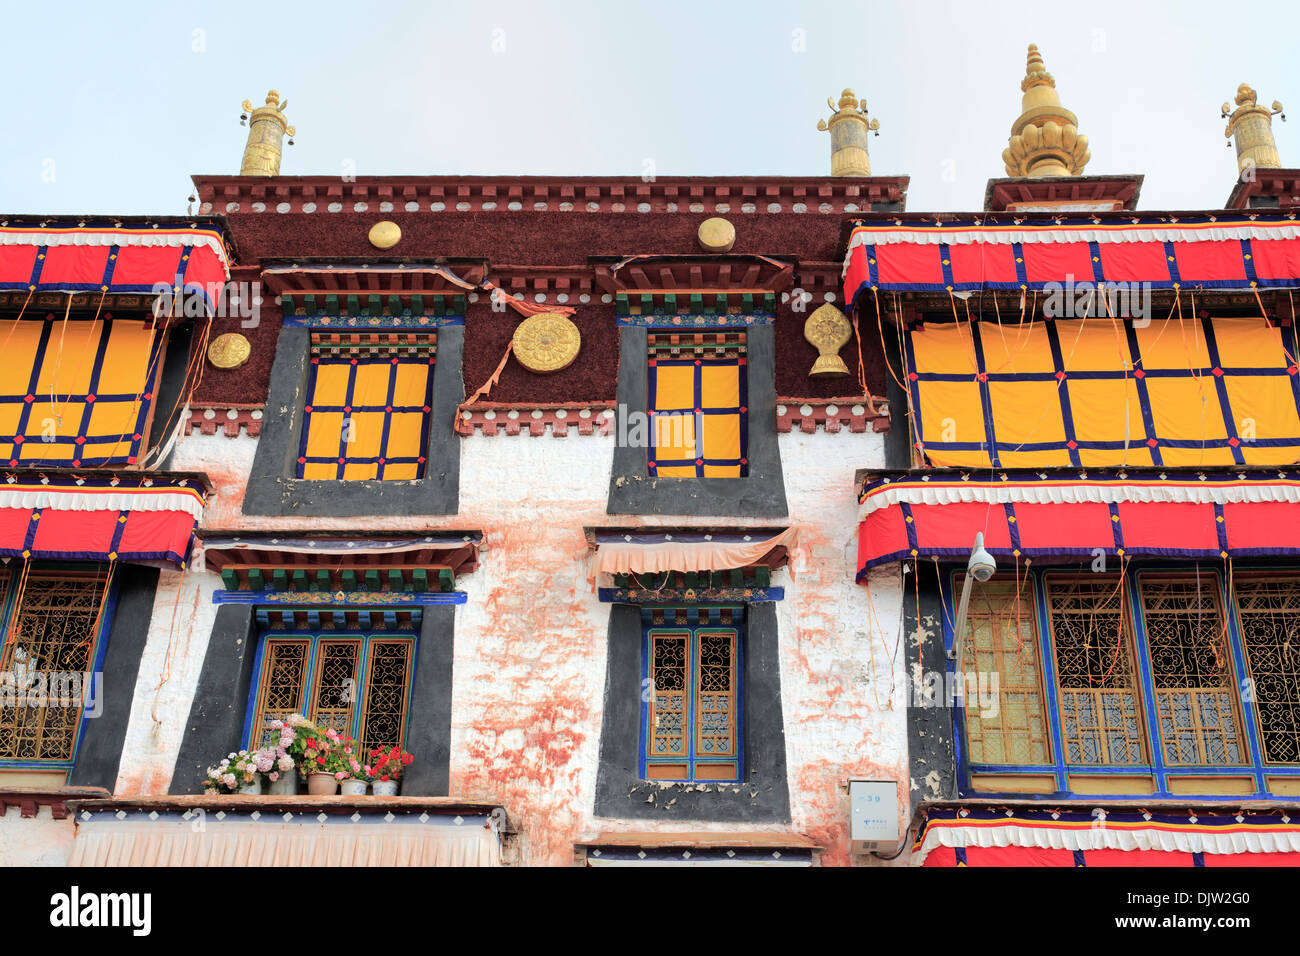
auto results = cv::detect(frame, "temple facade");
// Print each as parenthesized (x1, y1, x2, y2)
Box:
(2, 47, 1300, 867)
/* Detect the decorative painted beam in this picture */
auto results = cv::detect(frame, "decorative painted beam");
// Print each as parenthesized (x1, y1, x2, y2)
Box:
(597, 586, 783, 604)
(214, 590, 468, 606)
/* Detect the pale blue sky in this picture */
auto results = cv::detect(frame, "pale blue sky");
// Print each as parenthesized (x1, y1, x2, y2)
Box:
(2, 0, 1295, 215)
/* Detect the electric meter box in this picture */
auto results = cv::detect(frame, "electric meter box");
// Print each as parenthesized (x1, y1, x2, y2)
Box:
(848, 779, 899, 855)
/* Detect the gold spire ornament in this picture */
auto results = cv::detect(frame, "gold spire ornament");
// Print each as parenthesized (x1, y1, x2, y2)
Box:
(1222, 85, 1285, 174)
(817, 90, 880, 177)
(1002, 44, 1090, 178)
(239, 90, 295, 176)
(804, 303, 853, 378)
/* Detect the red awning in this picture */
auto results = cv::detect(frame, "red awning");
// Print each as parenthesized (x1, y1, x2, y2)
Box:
(857, 470, 1300, 575)
(0, 223, 229, 307)
(842, 215, 1300, 304)
(916, 806, 1300, 866)
(0, 476, 205, 568)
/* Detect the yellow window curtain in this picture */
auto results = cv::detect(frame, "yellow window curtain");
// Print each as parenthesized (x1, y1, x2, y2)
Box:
(0, 317, 160, 467)
(297, 334, 436, 481)
(906, 315, 1300, 468)
(647, 332, 748, 478)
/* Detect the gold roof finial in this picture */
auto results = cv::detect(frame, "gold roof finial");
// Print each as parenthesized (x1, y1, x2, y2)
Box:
(1222, 84, 1285, 175)
(817, 89, 880, 177)
(1002, 44, 1089, 178)
(239, 90, 296, 177)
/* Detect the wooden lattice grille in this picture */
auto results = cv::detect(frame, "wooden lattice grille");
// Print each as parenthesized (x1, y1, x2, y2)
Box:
(1139, 577, 1243, 765)
(961, 580, 1050, 765)
(1235, 575, 1300, 764)
(359, 639, 413, 754)
(1046, 575, 1147, 765)
(0, 572, 109, 763)
(645, 625, 738, 781)
(251, 634, 414, 752)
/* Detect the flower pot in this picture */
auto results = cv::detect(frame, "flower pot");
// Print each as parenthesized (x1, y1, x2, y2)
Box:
(238, 776, 263, 795)
(340, 779, 368, 797)
(371, 779, 399, 797)
(268, 772, 298, 795)
(306, 772, 339, 796)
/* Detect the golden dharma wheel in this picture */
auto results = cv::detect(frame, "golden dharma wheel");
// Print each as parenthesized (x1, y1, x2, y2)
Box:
(368, 220, 402, 249)
(804, 303, 852, 377)
(207, 332, 252, 370)
(512, 313, 581, 373)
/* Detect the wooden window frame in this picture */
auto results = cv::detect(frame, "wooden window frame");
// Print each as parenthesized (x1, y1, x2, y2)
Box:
(640, 622, 742, 782)
(0, 564, 118, 771)
(244, 630, 416, 754)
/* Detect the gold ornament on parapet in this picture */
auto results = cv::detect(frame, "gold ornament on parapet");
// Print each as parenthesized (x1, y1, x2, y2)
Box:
(207, 332, 252, 370)
(697, 217, 736, 252)
(512, 313, 581, 373)
(804, 303, 852, 377)
(368, 220, 402, 249)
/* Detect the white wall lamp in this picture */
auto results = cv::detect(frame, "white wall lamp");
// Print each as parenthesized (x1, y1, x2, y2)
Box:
(948, 532, 997, 692)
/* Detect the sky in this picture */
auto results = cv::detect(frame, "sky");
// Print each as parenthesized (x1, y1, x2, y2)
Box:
(2, 0, 1296, 216)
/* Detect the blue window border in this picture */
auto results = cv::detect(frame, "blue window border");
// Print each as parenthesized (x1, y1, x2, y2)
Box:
(942, 560, 1300, 800)
(0, 561, 120, 772)
(241, 627, 420, 752)
(638, 606, 744, 783)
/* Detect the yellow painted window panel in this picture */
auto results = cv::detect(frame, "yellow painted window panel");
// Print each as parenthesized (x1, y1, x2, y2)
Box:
(1224, 377, 1300, 440)
(305, 411, 346, 458)
(979, 322, 1057, 374)
(701, 413, 741, 460)
(700, 364, 740, 408)
(987, 380, 1066, 446)
(1134, 320, 1211, 371)
(344, 411, 386, 459)
(652, 365, 695, 411)
(911, 322, 978, 375)
(94, 321, 156, 394)
(393, 364, 430, 404)
(1144, 377, 1227, 442)
(1068, 378, 1147, 444)
(653, 413, 696, 460)
(916, 380, 983, 446)
(1211, 317, 1292, 368)
(702, 464, 743, 478)
(312, 362, 352, 401)
(998, 448, 1077, 468)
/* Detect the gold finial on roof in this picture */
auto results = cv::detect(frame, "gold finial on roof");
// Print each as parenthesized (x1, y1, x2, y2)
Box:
(1222, 84, 1285, 174)
(817, 89, 880, 177)
(1002, 44, 1089, 178)
(239, 90, 296, 177)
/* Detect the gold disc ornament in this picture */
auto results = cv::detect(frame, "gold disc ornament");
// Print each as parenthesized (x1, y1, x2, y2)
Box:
(512, 313, 581, 373)
(804, 303, 852, 377)
(207, 332, 252, 370)
(368, 220, 402, 249)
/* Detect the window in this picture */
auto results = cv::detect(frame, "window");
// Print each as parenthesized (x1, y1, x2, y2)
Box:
(247, 631, 415, 753)
(0, 568, 114, 766)
(953, 564, 1300, 798)
(0, 317, 164, 468)
(295, 332, 435, 481)
(1046, 575, 1147, 765)
(642, 608, 741, 781)
(960, 580, 1050, 764)
(1234, 575, 1300, 764)
(1139, 577, 1242, 765)
(647, 332, 747, 478)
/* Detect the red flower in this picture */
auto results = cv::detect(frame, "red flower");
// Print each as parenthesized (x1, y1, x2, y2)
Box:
(401, 753, 413, 765)
(316, 756, 326, 765)
(381, 775, 390, 782)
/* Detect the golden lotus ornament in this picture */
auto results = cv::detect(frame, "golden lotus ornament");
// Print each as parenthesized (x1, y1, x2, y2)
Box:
(804, 303, 852, 377)
(512, 313, 581, 373)
(206, 332, 252, 370)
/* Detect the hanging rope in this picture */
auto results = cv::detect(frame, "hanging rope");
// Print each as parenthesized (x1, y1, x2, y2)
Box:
(454, 339, 514, 435)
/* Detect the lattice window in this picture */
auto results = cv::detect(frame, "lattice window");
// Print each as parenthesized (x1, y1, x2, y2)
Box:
(1139, 576, 1242, 765)
(249, 633, 414, 752)
(961, 579, 1050, 765)
(0, 317, 164, 468)
(644, 624, 739, 781)
(0, 570, 112, 764)
(296, 332, 435, 480)
(1046, 575, 1147, 765)
(1234, 576, 1300, 764)
(646, 332, 747, 478)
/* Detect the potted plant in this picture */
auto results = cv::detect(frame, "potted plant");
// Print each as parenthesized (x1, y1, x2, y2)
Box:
(286, 715, 338, 795)
(205, 750, 263, 794)
(265, 720, 299, 795)
(337, 737, 368, 796)
(367, 745, 414, 796)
